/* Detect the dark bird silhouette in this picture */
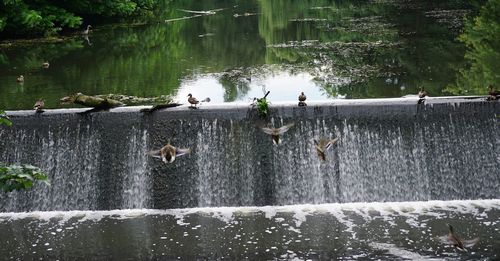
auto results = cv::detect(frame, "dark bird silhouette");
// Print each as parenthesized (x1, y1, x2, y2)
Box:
(442, 223, 479, 252)
(314, 137, 339, 161)
(298, 92, 307, 106)
(33, 98, 45, 113)
(260, 123, 294, 145)
(148, 142, 191, 163)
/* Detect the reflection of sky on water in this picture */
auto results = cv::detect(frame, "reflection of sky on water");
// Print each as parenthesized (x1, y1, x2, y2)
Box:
(175, 71, 339, 103)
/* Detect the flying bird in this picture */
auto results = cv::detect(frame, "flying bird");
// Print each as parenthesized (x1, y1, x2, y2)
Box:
(441, 223, 479, 252)
(260, 123, 294, 145)
(148, 142, 191, 163)
(314, 137, 339, 161)
(298, 92, 307, 106)
(17, 75, 24, 83)
(42, 62, 50, 69)
(33, 98, 45, 113)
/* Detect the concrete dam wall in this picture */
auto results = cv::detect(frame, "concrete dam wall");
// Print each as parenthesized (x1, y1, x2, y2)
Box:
(0, 97, 498, 212)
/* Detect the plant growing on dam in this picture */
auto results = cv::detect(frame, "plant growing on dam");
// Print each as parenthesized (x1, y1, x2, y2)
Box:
(0, 110, 50, 192)
(252, 90, 271, 118)
(0, 110, 12, 126)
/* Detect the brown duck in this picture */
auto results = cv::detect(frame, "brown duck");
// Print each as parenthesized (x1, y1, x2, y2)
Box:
(33, 98, 45, 113)
(418, 87, 428, 98)
(314, 137, 339, 161)
(444, 223, 479, 252)
(298, 92, 307, 106)
(148, 142, 191, 163)
(260, 123, 294, 145)
(187, 94, 210, 108)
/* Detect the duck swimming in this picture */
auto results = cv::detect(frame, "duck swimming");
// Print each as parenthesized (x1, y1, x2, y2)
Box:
(314, 137, 339, 161)
(260, 123, 294, 145)
(33, 98, 45, 113)
(298, 92, 307, 106)
(148, 142, 191, 163)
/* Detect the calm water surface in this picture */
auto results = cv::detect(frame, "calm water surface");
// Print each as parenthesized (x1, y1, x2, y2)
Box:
(0, 0, 490, 109)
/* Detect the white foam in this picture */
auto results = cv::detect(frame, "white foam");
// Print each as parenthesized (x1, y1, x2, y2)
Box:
(370, 243, 442, 260)
(1, 199, 499, 228)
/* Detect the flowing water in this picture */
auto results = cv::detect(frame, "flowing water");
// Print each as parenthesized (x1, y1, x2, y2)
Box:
(0, 0, 493, 110)
(0, 0, 499, 259)
(1, 200, 499, 260)
(1, 100, 498, 212)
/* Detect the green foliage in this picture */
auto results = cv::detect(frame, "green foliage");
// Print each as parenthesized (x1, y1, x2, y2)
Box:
(0, 110, 12, 126)
(255, 98, 269, 118)
(1, 109, 50, 193)
(0, 0, 157, 38)
(0, 164, 50, 192)
(445, 0, 500, 95)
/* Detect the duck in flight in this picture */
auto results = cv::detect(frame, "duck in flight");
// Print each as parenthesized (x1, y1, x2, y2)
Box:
(441, 223, 479, 252)
(148, 142, 191, 163)
(314, 137, 339, 161)
(260, 123, 294, 145)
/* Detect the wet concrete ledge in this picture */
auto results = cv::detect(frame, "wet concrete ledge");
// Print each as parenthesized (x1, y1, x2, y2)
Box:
(4, 96, 498, 120)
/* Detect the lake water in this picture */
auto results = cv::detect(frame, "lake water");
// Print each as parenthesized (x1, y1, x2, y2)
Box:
(0, 0, 489, 110)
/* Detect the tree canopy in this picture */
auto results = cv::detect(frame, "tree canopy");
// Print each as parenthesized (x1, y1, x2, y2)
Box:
(0, 0, 156, 38)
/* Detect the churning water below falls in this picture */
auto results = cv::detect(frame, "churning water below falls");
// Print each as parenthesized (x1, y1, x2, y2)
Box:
(1, 200, 499, 260)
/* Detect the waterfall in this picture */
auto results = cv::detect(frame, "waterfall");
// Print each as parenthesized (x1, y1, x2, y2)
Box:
(0, 100, 498, 212)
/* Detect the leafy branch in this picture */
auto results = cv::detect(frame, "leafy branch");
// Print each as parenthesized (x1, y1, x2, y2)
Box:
(0, 164, 50, 192)
(0, 109, 50, 192)
(0, 110, 12, 127)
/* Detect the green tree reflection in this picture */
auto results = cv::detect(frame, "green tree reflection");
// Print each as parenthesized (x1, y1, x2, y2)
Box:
(445, 0, 500, 95)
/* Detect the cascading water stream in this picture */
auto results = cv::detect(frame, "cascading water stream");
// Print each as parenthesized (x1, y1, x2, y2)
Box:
(0, 100, 498, 212)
